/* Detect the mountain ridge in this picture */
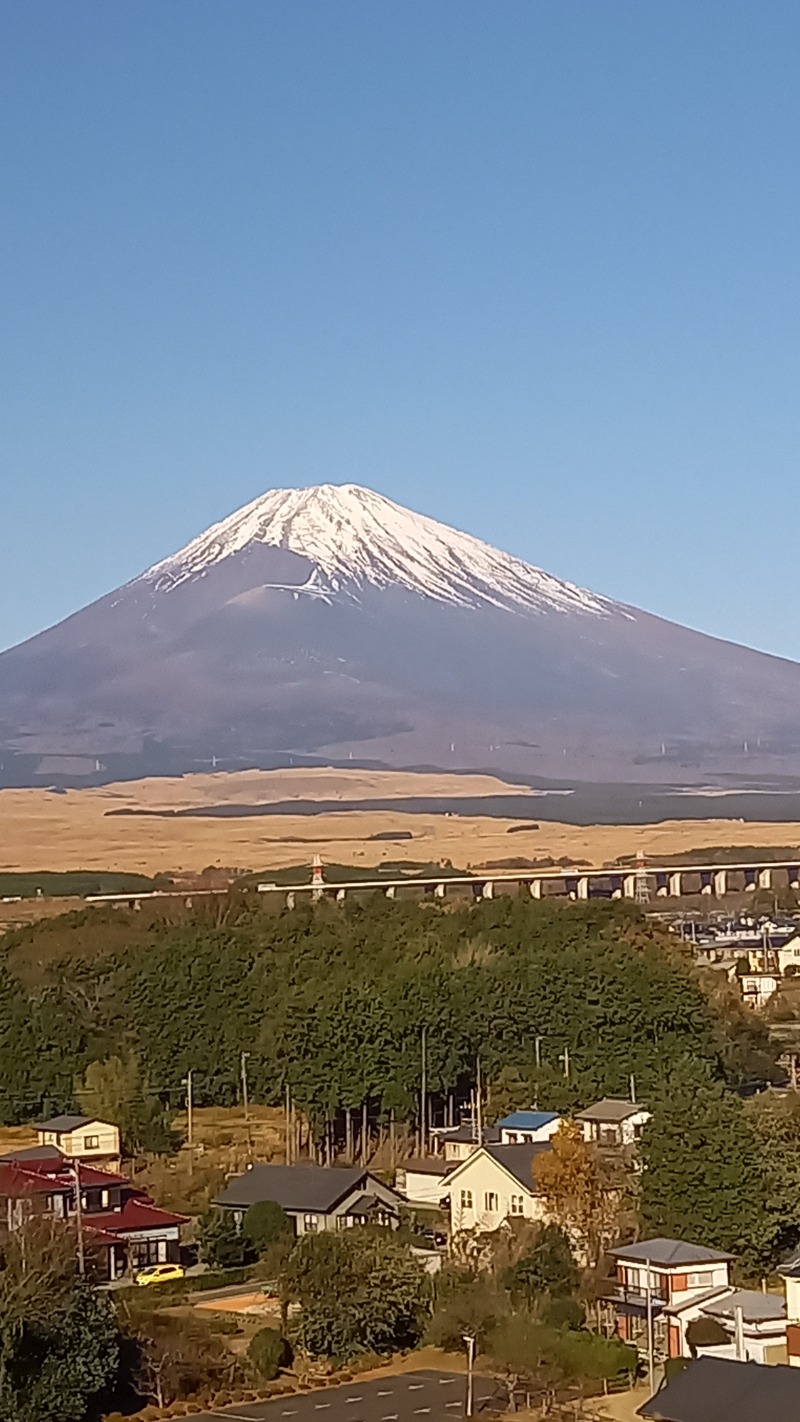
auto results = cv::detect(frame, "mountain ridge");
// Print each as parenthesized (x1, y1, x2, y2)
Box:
(1, 481, 800, 789)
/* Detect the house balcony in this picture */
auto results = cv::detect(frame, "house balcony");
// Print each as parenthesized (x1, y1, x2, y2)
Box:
(600, 1282, 667, 1317)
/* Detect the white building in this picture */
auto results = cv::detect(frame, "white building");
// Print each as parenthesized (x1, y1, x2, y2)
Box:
(576, 1099, 651, 1147)
(441, 1142, 550, 1234)
(777, 937, 800, 977)
(496, 1110, 562, 1144)
(395, 1157, 451, 1207)
(37, 1114, 122, 1172)
(739, 972, 780, 1009)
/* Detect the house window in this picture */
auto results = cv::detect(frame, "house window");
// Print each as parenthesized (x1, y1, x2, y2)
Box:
(83, 1135, 100, 1150)
(460, 1190, 473, 1210)
(303, 1214, 319, 1233)
(510, 1194, 524, 1216)
(484, 1192, 499, 1212)
(686, 1272, 711, 1289)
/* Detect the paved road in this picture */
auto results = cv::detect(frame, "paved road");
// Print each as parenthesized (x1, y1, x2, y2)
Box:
(195, 1369, 506, 1422)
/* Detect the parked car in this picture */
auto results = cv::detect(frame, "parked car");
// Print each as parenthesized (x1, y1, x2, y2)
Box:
(135, 1262, 186, 1287)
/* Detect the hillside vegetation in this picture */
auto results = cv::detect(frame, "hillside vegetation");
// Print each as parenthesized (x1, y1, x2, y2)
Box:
(0, 896, 772, 1131)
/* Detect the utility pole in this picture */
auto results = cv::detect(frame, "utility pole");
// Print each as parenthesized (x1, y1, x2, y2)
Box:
(420, 1026, 428, 1156)
(476, 1058, 483, 1146)
(73, 1159, 85, 1277)
(561, 1046, 570, 1079)
(241, 1052, 250, 1122)
(629, 1073, 636, 1104)
(185, 1069, 194, 1148)
(285, 1082, 292, 1164)
(645, 1260, 654, 1398)
(463, 1334, 475, 1418)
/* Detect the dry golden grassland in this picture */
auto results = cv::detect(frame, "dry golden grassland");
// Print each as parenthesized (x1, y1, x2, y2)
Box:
(0, 767, 799, 880)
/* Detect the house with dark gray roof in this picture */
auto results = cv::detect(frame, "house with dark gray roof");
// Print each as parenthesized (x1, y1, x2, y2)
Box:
(605, 1238, 733, 1361)
(215, 1163, 403, 1236)
(37, 1114, 121, 1172)
(576, 1098, 651, 1148)
(438, 1140, 552, 1234)
(637, 1355, 800, 1421)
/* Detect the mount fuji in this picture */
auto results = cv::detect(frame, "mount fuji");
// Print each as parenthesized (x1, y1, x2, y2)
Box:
(2, 482, 800, 788)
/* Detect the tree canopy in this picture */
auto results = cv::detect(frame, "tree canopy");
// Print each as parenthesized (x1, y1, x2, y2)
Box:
(0, 894, 765, 1142)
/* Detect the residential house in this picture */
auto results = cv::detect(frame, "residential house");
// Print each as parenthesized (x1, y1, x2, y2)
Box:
(776, 936, 800, 977)
(496, 1111, 562, 1144)
(637, 1355, 800, 1422)
(215, 1163, 403, 1235)
(0, 1147, 184, 1278)
(577, 1099, 651, 1148)
(395, 1156, 451, 1207)
(739, 971, 780, 1009)
(694, 1289, 787, 1365)
(778, 1256, 800, 1366)
(429, 1124, 500, 1164)
(37, 1114, 122, 1172)
(440, 1142, 550, 1234)
(605, 1238, 733, 1359)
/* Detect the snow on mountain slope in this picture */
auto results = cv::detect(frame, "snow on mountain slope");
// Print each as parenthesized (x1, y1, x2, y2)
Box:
(139, 483, 628, 618)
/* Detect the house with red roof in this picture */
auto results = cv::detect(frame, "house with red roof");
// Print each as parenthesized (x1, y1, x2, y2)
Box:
(0, 1146, 185, 1280)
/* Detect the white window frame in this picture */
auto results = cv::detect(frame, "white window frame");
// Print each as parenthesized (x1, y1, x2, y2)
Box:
(510, 1194, 524, 1215)
(484, 1191, 499, 1212)
(460, 1189, 473, 1210)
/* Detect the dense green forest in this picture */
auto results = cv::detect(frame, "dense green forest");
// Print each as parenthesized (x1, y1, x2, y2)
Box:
(0, 895, 773, 1131)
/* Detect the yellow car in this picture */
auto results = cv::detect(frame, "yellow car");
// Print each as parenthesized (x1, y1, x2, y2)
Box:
(134, 1262, 186, 1287)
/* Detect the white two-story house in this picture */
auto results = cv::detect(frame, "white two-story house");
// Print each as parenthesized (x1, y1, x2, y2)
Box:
(37, 1114, 122, 1172)
(441, 1142, 550, 1234)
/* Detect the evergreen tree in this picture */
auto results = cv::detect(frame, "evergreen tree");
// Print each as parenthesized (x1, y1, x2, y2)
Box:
(639, 1071, 774, 1268)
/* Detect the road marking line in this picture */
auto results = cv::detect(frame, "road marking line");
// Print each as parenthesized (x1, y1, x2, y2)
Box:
(346, 1398, 363, 1404)
(413, 1409, 431, 1415)
(439, 1379, 456, 1385)
(282, 1413, 299, 1417)
(408, 1383, 425, 1390)
(381, 1414, 398, 1420)
(445, 1403, 463, 1408)
(315, 1405, 331, 1410)
(377, 1390, 394, 1396)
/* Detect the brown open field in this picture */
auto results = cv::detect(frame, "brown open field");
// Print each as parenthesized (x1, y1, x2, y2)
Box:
(1, 767, 800, 877)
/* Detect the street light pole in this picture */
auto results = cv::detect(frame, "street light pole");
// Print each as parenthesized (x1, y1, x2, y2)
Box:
(73, 1159, 85, 1276)
(184, 1069, 194, 1147)
(241, 1052, 250, 1122)
(463, 1334, 475, 1418)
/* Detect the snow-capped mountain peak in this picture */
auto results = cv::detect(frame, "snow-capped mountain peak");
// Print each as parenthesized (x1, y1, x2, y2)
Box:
(140, 482, 622, 617)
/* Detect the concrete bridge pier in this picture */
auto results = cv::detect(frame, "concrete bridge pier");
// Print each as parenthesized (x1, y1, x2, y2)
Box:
(286, 892, 296, 909)
(384, 885, 396, 899)
(758, 867, 773, 890)
(435, 882, 446, 898)
(336, 887, 347, 902)
(668, 872, 682, 897)
(713, 869, 728, 897)
(577, 877, 590, 900)
(623, 875, 636, 899)
(481, 881, 494, 900)
(529, 878, 543, 899)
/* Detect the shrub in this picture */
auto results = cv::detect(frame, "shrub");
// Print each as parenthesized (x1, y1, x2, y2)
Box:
(244, 1200, 292, 1254)
(248, 1327, 292, 1381)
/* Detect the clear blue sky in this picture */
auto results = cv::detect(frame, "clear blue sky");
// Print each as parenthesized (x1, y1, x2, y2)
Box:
(2, 1, 800, 657)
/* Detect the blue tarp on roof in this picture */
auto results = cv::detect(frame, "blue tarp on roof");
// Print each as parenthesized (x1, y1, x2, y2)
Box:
(497, 1111, 559, 1131)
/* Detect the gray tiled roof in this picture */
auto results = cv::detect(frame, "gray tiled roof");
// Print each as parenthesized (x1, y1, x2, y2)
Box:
(38, 1115, 94, 1133)
(703, 1288, 786, 1323)
(576, 1098, 645, 1123)
(484, 1142, 552, 1190)
(216, 1164, 372, 1213)
(611, 1237, 733, 1267)
(638, 1356, 800, 1421)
